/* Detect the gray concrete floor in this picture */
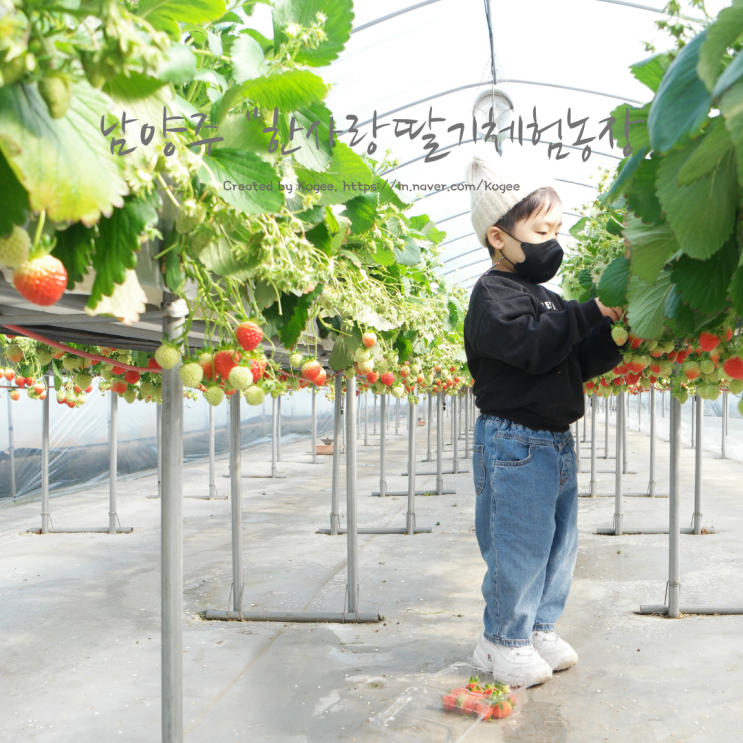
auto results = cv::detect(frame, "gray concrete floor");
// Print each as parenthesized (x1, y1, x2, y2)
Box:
(1, 412, 742, 743)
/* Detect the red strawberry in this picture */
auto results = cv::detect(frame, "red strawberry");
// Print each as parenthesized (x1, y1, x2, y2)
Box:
(381, 372, 394, 386)
(111, 366, 125, 376)
(124, 370, 140, 384)
(235, 321, 263, 352)
(314, 369, 326, 386)
(301, 359, 322, 382)
(85, 385, 92, 393)
(362, 331, 377, 348)
(723, 357, 743, 380)
(10, 390, 19, 401)
(726, 327, 733, 342)
(698, 332, 719, 352)
(4, 368, 15, 381)
(16, 377, 26, 388)
(13, 255, 67, 306)
(649, 363, 661, 374)
(626, 373, 640, 385)
(667, 351, 677, 362)
(33, 381, 45, 394)
(111, 380, 128, 394)
(249, 359, 263, 383)
(400, 368, 410, 378)
(366, 371, 378, 383)
(214, 349, 241, 380)
(147, 357, 162, 370)
(585, 381, 595, 390)
(613, 377, 623, 386)
(628, 334, 642, 349)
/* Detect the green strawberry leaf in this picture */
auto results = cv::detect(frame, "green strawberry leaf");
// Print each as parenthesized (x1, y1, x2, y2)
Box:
(272, 0, 354, 67)
(597, 256, 630, 307)
(648, 29, 711, 152)
(88, 192, 160, 307)
(52, 222, 95, 289)
(656, 137, 737, 259)
(626, 270, 673, 339)
(293, 142, 373, 205)
(698, 2, 743, 91)
(630, 53, 670, 93)
(625, 214, 679, 284)
(670, 234, 738, 314)
(0, 152, 28, 237)
(328, 336, 354, 370)
(0, 81, 128, 226)
(677, 116, 733, 185)
(136, 0, 226, 38)
(626, 155, 663, 225)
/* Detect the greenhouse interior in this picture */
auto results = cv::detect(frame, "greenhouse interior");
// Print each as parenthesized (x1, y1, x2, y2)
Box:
(1, 0, 742, 740)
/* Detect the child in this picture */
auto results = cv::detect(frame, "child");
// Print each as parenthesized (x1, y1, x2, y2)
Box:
(462, 151, 624, 688)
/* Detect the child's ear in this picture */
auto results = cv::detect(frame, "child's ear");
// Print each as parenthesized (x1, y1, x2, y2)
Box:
(487, 226, 505, 251)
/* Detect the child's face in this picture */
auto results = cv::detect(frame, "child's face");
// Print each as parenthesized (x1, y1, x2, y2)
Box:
(488, 205, 563, 271)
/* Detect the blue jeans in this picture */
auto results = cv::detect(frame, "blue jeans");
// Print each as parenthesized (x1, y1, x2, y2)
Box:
(472, 414, 578, 648)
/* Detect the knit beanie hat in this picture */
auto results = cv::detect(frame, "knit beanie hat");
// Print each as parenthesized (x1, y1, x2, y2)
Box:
(465, 148, 559, 248)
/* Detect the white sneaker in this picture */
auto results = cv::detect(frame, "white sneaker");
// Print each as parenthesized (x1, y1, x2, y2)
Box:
(531, 630, 578, 671)
(472, 631, 553, 687)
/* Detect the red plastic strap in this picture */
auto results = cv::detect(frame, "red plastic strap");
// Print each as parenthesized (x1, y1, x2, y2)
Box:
(2, 325, 159, 374)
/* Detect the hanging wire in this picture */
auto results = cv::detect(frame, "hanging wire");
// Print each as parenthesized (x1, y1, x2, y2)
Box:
(482, 0, 502, 155)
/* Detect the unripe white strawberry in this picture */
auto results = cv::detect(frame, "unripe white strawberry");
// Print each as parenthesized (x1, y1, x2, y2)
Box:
(390, 385, 405, 398)
(6, 343, 24, 363)
(179, 362, 203, 388)
(74, 372, 92, 389)
(410, 363, 421, 375)
(0, 225, 31, 269)
(229, 366, 253, 390)
(289, 352, 303, 368)
(358, 358, 375, 374)
(62, 355, 79, 370)
(123, 388, 138, 404)
(175, 199, 206, 234)
(101, 368, 113, 381)
(204, 386, 225, 406)
(155, 344, 181, 370)
(140, 381, 155, 398)
(244, 385, 265, 406)
(354, 348, 371, 363)
(35, 347, 52, 365)
(344, 368, 355, 380)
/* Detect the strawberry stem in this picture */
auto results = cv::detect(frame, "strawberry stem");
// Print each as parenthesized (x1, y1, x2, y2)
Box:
(32, 210, 46, 254)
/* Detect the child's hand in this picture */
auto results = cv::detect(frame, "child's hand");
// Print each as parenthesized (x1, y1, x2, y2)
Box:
(594, 299, 622, 322)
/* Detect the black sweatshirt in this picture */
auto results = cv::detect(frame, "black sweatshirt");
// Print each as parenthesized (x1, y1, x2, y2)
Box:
(463, 269, 623, 432)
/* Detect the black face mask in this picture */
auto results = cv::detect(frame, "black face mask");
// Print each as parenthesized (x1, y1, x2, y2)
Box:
(496, 228, 564, 284)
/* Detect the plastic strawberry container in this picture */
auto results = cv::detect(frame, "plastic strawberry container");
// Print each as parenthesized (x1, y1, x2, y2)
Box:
(370, 663, 527, 742)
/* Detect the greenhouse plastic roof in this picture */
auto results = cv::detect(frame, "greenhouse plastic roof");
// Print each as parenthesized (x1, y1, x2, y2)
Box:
(254, 0, 726, 295)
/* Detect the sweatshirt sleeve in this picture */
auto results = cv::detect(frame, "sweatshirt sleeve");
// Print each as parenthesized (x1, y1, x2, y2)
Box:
(573, 317, 625, 381)
(465, 281, 606, 375)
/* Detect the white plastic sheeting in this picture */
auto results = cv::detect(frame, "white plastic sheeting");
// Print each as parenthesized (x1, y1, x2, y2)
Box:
(0, 386, 337, 501)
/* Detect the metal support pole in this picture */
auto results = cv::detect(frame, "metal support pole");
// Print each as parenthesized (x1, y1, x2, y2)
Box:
(157, 403, 162, 499)
(41, 379, 50, 534)
(161, 301, 185, 743)
(662, 390, 665, 418)
(378, 393, 387, 497)
(229, 393, 243, 613)
(668, 395, 681, 618)
(109, 392, 118, 535)
(406, 399, 417, 535)
(395, 396, 400, 435)
(7, 392, 16, 498)
(426, 392, 432, 462)
(208, 406, 217, 499)
(722, 390, 728, 459)
(436, 392, 444, 497)
(452, 394, 459, 474)
(345, 376, 359, 616)
(638, 392, 642, 431)
(690, 397, 695, 448)
(357, 389, 361, 440)
(613, 391, 624, 536)
(271, 396, 278, 478)
(649, 386, 656, 497)
(464, 391, 470, 458)
(364, 391, 369, 447)
(692, 396, 703, 535)
(582, 396, 587, 442)
(311, 389, 317, 464)
(330, 375, 342, 532)
(622, 393, 628, 474)
(277, 395, 282, 461)
(604, 397, 609, 458)
(373, 394, 377, 436)
(590, 395, 597, 497)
